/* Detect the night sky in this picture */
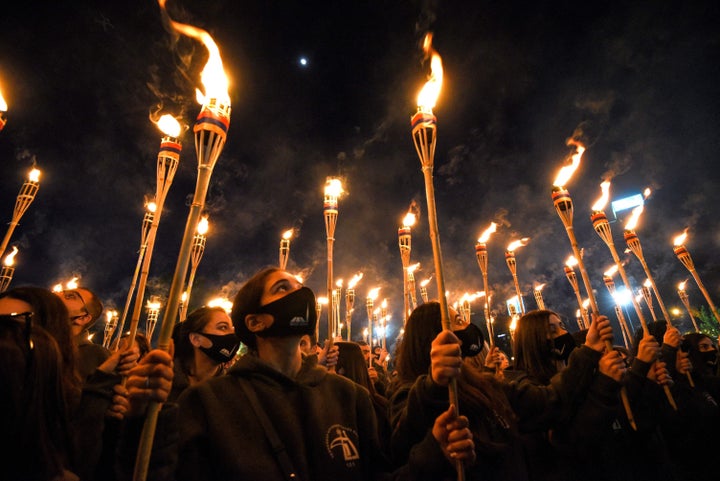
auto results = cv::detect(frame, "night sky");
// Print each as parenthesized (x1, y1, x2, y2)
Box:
(1, 1, 719, 346)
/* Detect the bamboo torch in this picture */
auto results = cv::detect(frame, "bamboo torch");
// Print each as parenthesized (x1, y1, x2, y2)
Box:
(505, 238, 529, 314)
(103, 309, 119, 349)
(420, 277, 432, 303)
(410, 34, 464, 479)
(677, 281, 701, 332)
(113, 201, 156, 351)
(534, 284, 546, 311)
(366, 288, 380, 365)
(334, 280, 343, 339)
(476, 222, 498, 341)
(672, 229, 720, 324)
(407, 262, 420, 315)
(590, 184, 677, 411)
(602, 266, 632, 349)
(134, 4, 231, 479)
(0, 246, 18, 293)
(180, 215, 209, 321)
(399, 210, 416, 324)
(345, 272, 363, 341)
(279, 228, 293, 270)
(125, 114, 182, 352)
(640, 279, 658, 322)
(564, 255, 589, 330)
(145, 297, 162, 340)
(324, 177, 343, 344)
(0, 167, 41, 259)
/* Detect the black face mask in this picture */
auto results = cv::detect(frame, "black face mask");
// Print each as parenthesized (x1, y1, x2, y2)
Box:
(699, 350, 718, 367)
(256, 286, 317, 340)
(454, 323, 484, 358)
(198, 332, 240, 363)
(550, 332, 576, 362)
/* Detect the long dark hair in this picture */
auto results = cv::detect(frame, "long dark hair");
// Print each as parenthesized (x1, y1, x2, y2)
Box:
(1, 320, 73, 480)
(395, 302, 517, 451)
(231, 267, 281, 350)
(336, 341, 375, 393)
(175, 306, 228, 375)
(0, 286, 82, 404)
(513, 309, 558, 384)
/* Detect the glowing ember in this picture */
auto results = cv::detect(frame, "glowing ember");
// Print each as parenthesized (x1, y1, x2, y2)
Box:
(367, 287, 381, 301)
(402, 212, 417, 228)
(565, 255, 579, 268)
(282, 229, 294, 240)
(3, 246, 18, 267)
(197, 216, 209, 235)
(507, 237, 530, 252)
(416, 33, 443, 110)
(158, 0, 230, 105)
(348, 273, 363, 289)
(477, 222, 498, 243)
(604, 265, 619, 277)
(324, 177, 344, 198)
(156, 114, 182, 138)
(552, 140, 585, 188)
(28, 168, 41, 183)
(624, 205, 644, 231)
(591, 181, 611, 212)
(673, 229, 688, 246)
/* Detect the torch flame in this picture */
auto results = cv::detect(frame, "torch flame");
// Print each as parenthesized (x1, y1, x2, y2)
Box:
(420, 277, 432, 288)
(673, 229, 688, 246)
(535, 283, 545, 292)
(294, 274, 304, 284)
(317, 296, 328, 305)
(147, 299, 162, 310)
(552, 140, 585, 188)
(336, 279, 343, 288)
(66, 277, 79, 290)
(3, 246, 18, 267)
(282, 229, 294, 240)
(643, 278, 652, 288)
(643, 187, 652, 199)
(348, 272, 363, 289)
(146, 201, 158, 213)
(197, 216, 209, 235)
(591, 180, 611, 212)
(678, 281, 687, 291)
(582, 298, 590, 308)
(624, 205, 644, 231)
(416, 33, 443, 110)
(604, 265, 619, 277)
(368, 287, 381, 301)
(0, 86, 6, 111)
(207, 297, 232, 313)
(157, 0, 230, 105)
(477, 222, 498, 243)
(507, 237, 530, 252)
(402, 212, 417, 228)
(565, 255, 578, 268)
(156, 114, 182, 138)
(181, 291, 188, 302)
(407, 262, 421, 274)
(28, 168, 41, 183)
(381, 298, 388, 309)
(52, 284, 63, 293)
(324, 177, 344, 198)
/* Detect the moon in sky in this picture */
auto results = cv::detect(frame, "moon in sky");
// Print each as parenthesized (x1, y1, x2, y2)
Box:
(298, 57, 309, 67)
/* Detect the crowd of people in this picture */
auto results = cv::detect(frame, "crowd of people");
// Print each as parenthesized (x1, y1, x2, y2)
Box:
(1, 266, 718, 480)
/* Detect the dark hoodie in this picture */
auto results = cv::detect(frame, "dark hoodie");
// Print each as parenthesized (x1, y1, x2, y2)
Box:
(177, 353, 453, 481)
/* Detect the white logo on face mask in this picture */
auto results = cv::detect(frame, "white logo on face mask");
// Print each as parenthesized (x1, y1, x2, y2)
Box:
(289, 316, 308, 326)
